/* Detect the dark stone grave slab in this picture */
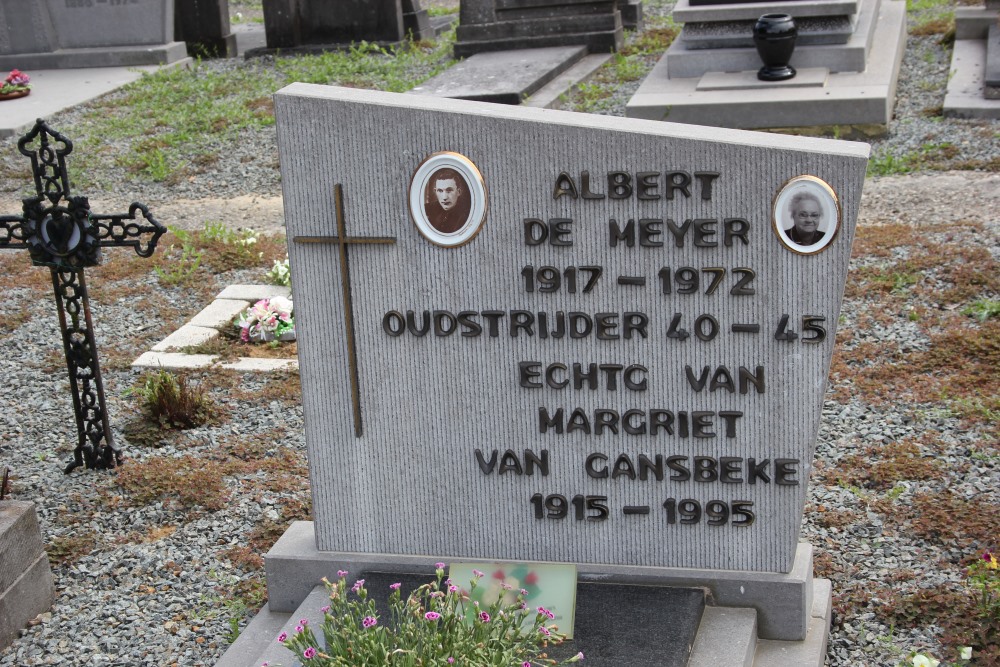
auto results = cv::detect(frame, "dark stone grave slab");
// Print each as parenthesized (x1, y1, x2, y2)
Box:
(174, 0, 238, 58)
(255, 0, 408, 54)
(408, 45, 588, 104)
(455, 0, 625, 58)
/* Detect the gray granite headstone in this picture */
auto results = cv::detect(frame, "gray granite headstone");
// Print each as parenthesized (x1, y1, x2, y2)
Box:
(274, 85, 868, 575)
(0, 0, 186, 69)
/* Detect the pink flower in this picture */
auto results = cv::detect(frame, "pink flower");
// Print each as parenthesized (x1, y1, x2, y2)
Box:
(424, 611, 441, 621)
(352, 579, 365, 592)
(449, 585, 459, 592)
(523, 662, 532, 667)
(435, 562, 446, 569)
(472, 569, 484, 578)
(298, 619, 308, 626)
(295, 625, 304, 633)
(320, 606, 330, 613)
(303, 646, 317, 659)
(390, 582, 401, 590)
(479, 611, 490, 623)
(338, 570, 348, 577)
(448, 659, 455, 665)
(362, 616, 377, 628)
(6, 69, 29, 86)
(276, 632, 287, 643)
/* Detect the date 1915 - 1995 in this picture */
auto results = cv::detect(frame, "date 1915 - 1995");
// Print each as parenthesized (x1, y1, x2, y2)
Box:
(530, 494, 755, 526)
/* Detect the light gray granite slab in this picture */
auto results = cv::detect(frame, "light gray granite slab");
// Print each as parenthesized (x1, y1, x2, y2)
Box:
(274, 85, 868, 574)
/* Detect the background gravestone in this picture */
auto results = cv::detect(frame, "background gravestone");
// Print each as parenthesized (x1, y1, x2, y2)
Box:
(0, 0, 187, 70)
(454, 0, 630, 58)
(174, 0, 238, 58)
(256, 0, 431, 54)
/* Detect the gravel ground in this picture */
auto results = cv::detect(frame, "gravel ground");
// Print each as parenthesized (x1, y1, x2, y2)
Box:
(0, 2, 997, 666)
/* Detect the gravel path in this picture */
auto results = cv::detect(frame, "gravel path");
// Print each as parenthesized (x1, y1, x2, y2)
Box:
(0, 3, 996, 667)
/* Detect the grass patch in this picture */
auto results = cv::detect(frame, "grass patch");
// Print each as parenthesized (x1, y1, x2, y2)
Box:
(129, 370, 220, 429)
(182, 334, 297, 361)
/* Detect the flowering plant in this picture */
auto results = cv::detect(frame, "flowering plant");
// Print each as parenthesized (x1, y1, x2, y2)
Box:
(235, 296, 294, 342)
(275, 565, 584, 666)
(266, 257, 291, 287)
(1, 69, 30, 95)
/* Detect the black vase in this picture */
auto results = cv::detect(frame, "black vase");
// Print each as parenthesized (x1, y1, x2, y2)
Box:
(753, 13, 797, 81)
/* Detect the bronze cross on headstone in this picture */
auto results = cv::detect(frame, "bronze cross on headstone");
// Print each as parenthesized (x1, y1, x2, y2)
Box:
(0, 119, 166, 473)
(292, 184, 396, 437)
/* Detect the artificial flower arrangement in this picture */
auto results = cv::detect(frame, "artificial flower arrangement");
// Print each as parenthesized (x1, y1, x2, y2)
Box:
(275, 565, 585, 666)
(235, 296, 294, 342)
(0, 69, 31, 97)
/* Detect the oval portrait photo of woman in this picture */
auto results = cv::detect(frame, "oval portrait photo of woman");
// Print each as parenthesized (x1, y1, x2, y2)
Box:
(771, 175, 841, 255)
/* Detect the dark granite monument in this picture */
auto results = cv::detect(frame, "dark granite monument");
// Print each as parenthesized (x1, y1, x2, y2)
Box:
(174, 0, 238, 58)
(254, 0, 432, 55)
(454, 0, 628, 58)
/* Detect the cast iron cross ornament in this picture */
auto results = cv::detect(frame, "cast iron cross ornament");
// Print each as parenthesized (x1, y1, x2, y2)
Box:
(0, 119, 165, 473)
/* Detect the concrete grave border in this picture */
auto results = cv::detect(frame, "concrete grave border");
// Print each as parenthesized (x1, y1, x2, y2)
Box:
(132, 285, 298, 373)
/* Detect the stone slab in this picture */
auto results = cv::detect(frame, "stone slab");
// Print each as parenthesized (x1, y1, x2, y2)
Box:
(696, 68, 830, 90)
(132, 351, 298, 372)
(213, 600, 290, 667)
(688, 606, 757, 667)
(754, 578, 831, 667)
(189, 298, 253, 329)
(673, 0, 859, 23)
(274, 84, 867, 578)
(264, 522, 816, 641)
(0, 42, 189, 71)
(626, 0, 906, 130)
(0, 502, 46, 594)
(524, 53, 615, 107)
(664, 0, 882, 78)
(986, 23, 999, 88)
(0, 503, 53, 652)
(954, 7, 997, 41)
(215, 285, 292, 301)
(0, 1, 58, 55)
(0, 554, 54, 652)
(454, 5, 623, 57)
(409, 46, 588, 104)
(679, 14, 856, 50)
(152, 325, 220, 352)
(944, 38, 1000, 119)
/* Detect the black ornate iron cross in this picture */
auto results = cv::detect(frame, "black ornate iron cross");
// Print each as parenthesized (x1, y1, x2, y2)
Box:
(0, 120, 166, 473)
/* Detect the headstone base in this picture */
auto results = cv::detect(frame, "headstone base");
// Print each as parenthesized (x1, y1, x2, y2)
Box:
(262, 521, 815, 641)
(0, 502, 54, 651)
(625, 0, 906, 132)
(944, 29, 1000, 118)
(216, 522, 832, 667)
(0, 43, 189, 71)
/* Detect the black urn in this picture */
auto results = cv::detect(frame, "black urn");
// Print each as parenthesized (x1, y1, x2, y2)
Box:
(753, 13, 797, 81)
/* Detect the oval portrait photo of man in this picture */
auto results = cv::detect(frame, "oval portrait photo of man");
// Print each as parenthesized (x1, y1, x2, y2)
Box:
(409, 152, 488, 247)
(771, 175, 841, 255)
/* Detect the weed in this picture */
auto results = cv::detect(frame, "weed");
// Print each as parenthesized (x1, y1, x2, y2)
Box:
(128, 370, 219, 429)
(47, 532, 97, 566)
(116, 456, 231, 511)
(963, 299, 1000, 322)
(155, 243, 203, 286)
